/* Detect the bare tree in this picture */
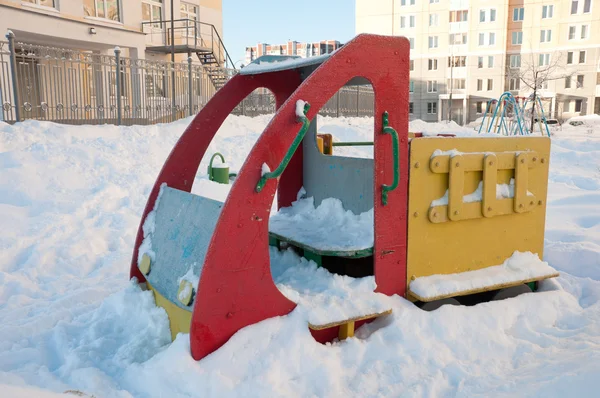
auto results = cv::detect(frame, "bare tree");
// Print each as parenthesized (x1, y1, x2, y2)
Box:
(506, 51, 576, 132)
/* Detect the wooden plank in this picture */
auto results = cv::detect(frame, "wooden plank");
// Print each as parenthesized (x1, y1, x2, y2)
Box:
(308, 308, 392, 330)
(268, 231, 373, 258)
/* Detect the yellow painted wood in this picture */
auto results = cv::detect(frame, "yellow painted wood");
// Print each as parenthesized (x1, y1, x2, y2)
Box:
(338, 321, 355, 340)
(482, 153, 498, 218)
(177, 280, 194, 306)
(147, 281, 192, 341)
(514, 153, 530, 213)
(408, 272, 559, 303)
(308, 309, 392, 330)
(429, 151, 539, 173)
(317, 136, 324, 154)
(448, 155, 464, 221)
(408, 137, 551, 287)
(139, 254, 151, 275)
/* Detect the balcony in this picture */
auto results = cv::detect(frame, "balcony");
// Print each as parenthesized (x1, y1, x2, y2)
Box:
(143, 19, 233, 68)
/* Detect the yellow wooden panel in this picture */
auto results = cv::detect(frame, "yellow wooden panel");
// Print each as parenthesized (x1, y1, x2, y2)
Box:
(407, 137, 551, 287)
(147, 282, 192, 341)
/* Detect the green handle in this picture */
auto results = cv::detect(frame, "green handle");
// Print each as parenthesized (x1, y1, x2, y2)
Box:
(256, 102, 311, 193)
(208, 152, 226, 181)
(381, 111, 399, 206)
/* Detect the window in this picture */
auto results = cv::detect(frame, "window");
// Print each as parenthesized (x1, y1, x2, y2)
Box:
(478, 57, 483, 68)
(539, 54, 550, 66)
(512, 31, 523, 45)
(410, 60, 414, 70)
(427, 81, 438, 93)
(476, 102, 483, 113)
(565, 77, 571, 89)
(429, 13, 439, 26)
(430, 0, 439, 3)
(480, 10, 485, 22)
(409, 80, 415, 92)
(427, 102, 437, 114)
(428, 36, 439, 48)
(542, 5, 554, 18)
(540, 29, 552, 43)
(409, 102, 414, 114)
(490, 9, 496, 21)
(488, 56, 494, 68)
(575, 100, 583, 112)
(577, 75, 584, 88)
(450, 10, 468, 22)
(513, 7, 524, 21)
(581, 25, 589, 39)
(584, 0, 591, 13)
(489, 32, 495, 45)
(510, 55, 521, 68)
(564, 100, 571, 112)
(567, 51, 574, 64)
(448, 79, 466, 90)
(428, 59, 438, 70)
(479, 33, 484, 46)
(509, 78, 520, 91)
(569, 26, 576, 40)
(579, 51, 586, 63)
(401, 16, 415, 28)
(401, 0, 415, 5)
(449, 33, 467, 45)
(409, 38, 415, 49)
(448, 56, 467, 68)
(571, 1, 578, 14)
(487, 79, 493, 90)
(142, 0, 163, 27)
(479, 32, 494, 46)
(540, 81, 548, 90)
(84, 0, 121, 21)
(22, 0, 55, 6)
(477, 79, 483, 91)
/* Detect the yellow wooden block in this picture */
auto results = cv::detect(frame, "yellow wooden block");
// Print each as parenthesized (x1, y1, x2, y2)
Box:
(338, 322, 355, 340)
(139, 254, 151, 275)
(147, 281, 192, 341)
(408, 137, 551, 285)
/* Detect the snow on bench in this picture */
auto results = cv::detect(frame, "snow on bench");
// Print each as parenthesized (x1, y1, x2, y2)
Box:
(408, 251, 559, 302)
(269, 196, 373, 256)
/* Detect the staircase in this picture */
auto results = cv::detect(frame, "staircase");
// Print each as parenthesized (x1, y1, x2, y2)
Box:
(143, 19, 237, 91)
(196, 50, 236, 91)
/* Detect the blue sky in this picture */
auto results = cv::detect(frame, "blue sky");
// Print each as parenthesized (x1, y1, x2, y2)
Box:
(222, 0, 356, 66)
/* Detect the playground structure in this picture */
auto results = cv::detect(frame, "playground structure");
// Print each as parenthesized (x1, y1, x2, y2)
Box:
(130, 34, 559, 362)
(478, 92, 551, 137)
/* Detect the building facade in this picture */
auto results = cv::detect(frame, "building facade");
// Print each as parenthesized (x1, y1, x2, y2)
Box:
(356, 0, 600, 124)
(0, 0, 224, 62)
(244, 40, 343, 66)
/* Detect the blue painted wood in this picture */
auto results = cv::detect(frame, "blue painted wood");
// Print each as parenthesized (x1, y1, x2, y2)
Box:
(302, 121, 374, 214)
(144, 187, 224, 311)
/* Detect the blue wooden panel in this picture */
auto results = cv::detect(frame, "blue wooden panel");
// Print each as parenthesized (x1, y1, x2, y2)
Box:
(145, 187, 223, 311)
(302, 121, 374, 214)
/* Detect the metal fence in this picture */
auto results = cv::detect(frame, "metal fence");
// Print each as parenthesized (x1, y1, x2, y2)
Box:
(0, 35, 376, 125)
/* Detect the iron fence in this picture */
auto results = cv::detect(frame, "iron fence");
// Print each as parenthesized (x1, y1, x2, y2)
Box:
(0, 35, 377, 125)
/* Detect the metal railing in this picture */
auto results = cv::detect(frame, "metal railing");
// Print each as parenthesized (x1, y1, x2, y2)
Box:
(142, 19, 235, 69)
(0, 34, 226, 125)
(0, 34, 377, 125)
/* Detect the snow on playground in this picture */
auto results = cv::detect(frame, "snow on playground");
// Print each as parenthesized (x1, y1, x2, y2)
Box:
(1, 114, 600, 397)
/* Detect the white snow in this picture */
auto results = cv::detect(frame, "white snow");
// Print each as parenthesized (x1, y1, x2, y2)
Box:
(296, 99, 307, 118)
(269, 196, 373, 252)
(431, 178, 521, 206)
(239, 53, 332, 75)
(210, 162, 229, 169)
(409, 251, 559, 300)
(261, 162, 271, 176)
(1, 114, 600, 397)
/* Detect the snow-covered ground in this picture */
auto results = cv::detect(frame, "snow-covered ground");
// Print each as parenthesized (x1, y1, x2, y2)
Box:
(1, 114, 600, 397)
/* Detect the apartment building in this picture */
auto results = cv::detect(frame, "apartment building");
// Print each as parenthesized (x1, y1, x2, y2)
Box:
(244, 40, 343, 66)
(0, 0, 224, 62)
(356, 0, 600, 124)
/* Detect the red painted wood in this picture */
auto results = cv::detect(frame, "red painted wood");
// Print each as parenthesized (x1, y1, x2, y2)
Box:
(129, 70, 302, 283)
(190, 33, 410, 360)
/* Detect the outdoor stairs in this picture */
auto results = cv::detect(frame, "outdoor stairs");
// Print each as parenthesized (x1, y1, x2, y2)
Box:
(196, 50, 236, 91)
